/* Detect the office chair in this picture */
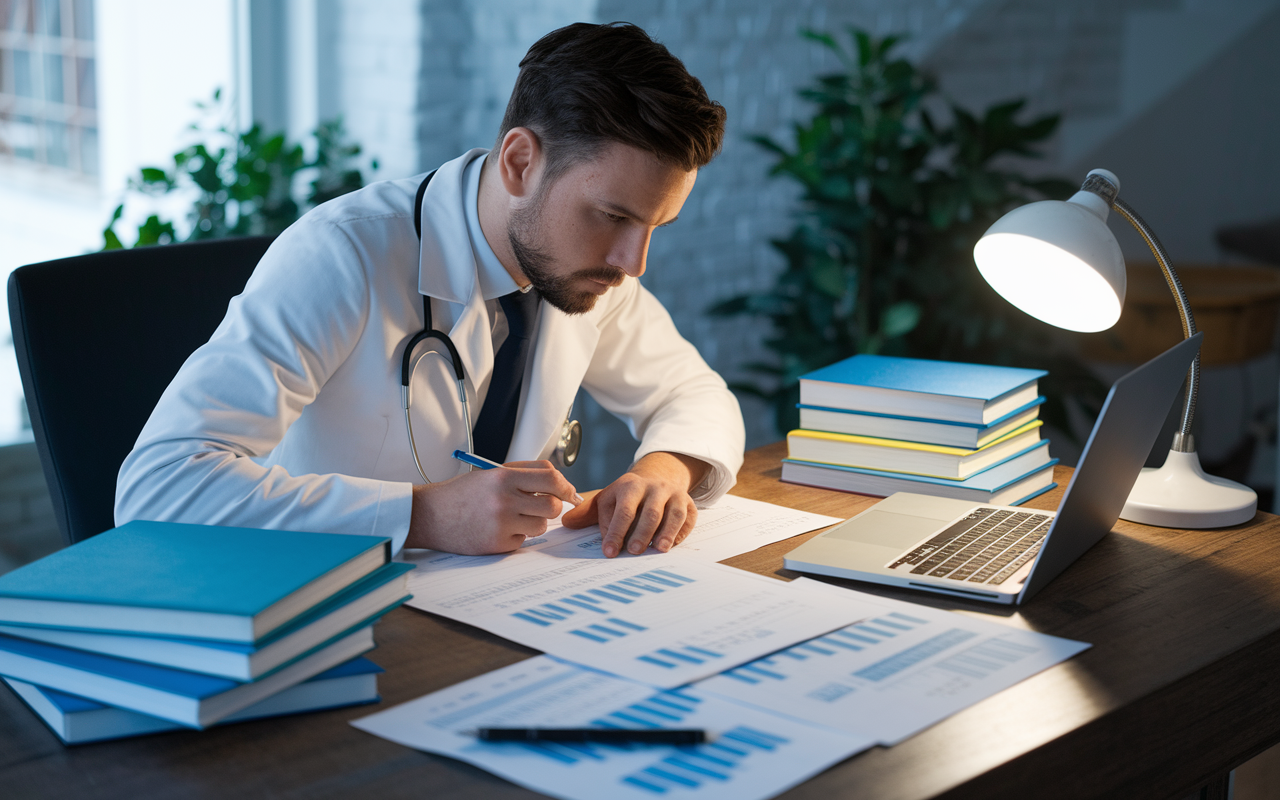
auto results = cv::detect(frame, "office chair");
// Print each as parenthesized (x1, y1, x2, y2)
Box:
(8, 236, 274, 545)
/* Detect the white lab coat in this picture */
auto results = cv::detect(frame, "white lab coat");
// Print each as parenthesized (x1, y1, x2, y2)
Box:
(115, 149, 745, 553)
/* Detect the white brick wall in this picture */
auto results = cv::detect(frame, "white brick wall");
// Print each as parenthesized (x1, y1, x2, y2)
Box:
(332, 0, 423, 181)
(417, 0, 597, 174)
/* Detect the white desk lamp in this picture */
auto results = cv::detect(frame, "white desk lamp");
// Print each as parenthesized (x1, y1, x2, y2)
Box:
(973, 169, 1257, 528)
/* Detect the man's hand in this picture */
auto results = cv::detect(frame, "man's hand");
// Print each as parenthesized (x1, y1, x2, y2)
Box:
(406, 460, 582, 554)
(562, 452, 710, 557)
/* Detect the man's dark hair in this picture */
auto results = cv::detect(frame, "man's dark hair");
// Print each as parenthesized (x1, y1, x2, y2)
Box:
(494, 22, 726, 183)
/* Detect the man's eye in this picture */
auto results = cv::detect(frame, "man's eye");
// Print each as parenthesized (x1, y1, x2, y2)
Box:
(603, 212, 625, 223)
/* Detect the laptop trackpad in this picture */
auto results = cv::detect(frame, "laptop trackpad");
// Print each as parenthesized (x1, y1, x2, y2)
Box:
(824, 510, 944, 550)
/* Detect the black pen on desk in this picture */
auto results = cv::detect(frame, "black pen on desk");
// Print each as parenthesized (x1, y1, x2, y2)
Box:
(451, 450, 583, 504)
(473, 728, 708, 745)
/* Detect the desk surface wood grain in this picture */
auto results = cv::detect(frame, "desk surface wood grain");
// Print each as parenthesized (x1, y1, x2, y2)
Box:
(4, 442, 1280, 800)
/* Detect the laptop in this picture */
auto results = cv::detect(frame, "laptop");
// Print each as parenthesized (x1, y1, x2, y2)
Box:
(783, 334, 1203, 605)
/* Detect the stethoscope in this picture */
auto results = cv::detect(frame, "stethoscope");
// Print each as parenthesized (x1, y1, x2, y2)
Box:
(400, 170, 583, 484)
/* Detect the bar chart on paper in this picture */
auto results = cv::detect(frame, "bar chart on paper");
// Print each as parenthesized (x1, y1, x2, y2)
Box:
(507, 568, 736, 670)
(350, 656, 873, 800)
(404, 554, 878, 687)
(697, 582, 1090, 744)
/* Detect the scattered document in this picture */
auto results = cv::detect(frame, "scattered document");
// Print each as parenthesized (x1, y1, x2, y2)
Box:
(401, 549, 880, 688)
(696, 579, 1090, 745)
(351, 655, 873, 800)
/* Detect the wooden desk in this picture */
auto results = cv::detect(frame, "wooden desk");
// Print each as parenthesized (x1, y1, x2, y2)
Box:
(5, 442, 1280, 799)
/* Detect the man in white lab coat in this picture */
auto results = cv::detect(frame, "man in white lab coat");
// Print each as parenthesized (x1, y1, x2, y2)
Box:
(115, 22, 745, 558)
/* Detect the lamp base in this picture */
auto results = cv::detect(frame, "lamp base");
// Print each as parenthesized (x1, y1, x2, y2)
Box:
(1120, 449, 1257, 529)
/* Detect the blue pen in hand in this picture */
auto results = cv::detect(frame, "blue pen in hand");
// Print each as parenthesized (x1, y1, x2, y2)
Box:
(452, 450, 504, 470)
(452, 450, 583, 504)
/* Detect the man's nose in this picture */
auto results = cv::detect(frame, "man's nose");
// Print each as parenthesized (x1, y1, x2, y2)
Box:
(608, 227, 651, 278)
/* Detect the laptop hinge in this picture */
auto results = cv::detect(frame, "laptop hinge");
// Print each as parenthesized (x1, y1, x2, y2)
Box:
(908, 582, 1002, 600)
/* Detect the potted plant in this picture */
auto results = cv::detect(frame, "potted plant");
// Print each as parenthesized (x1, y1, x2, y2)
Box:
(103, 90, 372, 249)
(713, 30, 1100, 436)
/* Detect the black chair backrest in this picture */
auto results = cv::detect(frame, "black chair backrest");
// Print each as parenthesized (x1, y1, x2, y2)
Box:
(8, 236, 274, 545)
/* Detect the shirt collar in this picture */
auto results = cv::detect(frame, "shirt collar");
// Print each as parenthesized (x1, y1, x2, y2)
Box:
(463, 152, 524, 300)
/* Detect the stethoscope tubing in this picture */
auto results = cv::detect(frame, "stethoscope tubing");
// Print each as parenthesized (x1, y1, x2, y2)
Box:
(401, 338, 475, 484)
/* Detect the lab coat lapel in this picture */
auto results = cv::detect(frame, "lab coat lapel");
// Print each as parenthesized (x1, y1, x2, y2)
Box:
(414, 148, 495, 403)
(416, 149, 484, 306)
(445, 286, 493, 407)
(509, 305, 600, 461)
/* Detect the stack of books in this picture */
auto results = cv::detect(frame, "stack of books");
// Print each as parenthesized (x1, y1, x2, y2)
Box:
(0, 520, 412, 744)
(783, 354, 1059, 505)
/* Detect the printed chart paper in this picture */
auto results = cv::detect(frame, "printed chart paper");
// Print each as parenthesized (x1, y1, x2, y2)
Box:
(350, 655, 873, 800)
(696, 579, 1090, 744)
(401, 549, 878, 687)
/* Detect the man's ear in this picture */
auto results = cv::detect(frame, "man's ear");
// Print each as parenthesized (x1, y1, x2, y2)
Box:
(496, 127, 543, 199)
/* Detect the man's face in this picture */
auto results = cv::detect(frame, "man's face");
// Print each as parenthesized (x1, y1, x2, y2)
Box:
(507, 142, 697, 315)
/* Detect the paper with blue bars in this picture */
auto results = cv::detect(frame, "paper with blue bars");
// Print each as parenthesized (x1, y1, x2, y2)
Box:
(696, 578, 1090, 745)
(350, 655, 874, 800)
(403, 545, 872, 688)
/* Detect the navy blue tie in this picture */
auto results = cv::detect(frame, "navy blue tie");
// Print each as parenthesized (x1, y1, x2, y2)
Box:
(472, 289, 540, 462)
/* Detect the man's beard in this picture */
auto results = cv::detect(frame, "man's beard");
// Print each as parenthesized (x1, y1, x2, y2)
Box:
(508, 196, 625, 315)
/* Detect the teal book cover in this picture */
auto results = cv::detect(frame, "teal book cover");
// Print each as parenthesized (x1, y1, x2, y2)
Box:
(802, 355, 1046, 400)
(0, 520, 389, 617)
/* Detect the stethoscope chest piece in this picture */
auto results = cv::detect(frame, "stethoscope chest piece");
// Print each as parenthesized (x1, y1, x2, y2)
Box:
(556, 418, 583, 467)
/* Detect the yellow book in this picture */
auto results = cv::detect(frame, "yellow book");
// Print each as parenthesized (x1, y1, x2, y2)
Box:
(786, 420, 1044, 480)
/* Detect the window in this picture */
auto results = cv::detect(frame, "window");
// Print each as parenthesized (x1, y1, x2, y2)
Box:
(0, 0, 96, 175)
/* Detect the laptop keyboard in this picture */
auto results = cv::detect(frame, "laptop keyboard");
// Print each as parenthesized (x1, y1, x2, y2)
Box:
(886, 507, 1054, 585)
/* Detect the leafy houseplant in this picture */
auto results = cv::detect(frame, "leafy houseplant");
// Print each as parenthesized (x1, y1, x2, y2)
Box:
(103, 90, 372, 249)
(713, 30, 1100, 436)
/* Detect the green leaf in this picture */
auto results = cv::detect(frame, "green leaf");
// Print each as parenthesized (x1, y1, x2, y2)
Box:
(134, 215, 176, 247)
(880, 301, 921, 338)
(800, 29, 840, 53)
(809, 258, 847, 298)
(853, 29, 874, 66)
(139, 167, 170, 185)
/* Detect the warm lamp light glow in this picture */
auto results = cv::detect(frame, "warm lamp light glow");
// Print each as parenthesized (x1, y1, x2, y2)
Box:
(974, 232, 1123, 332)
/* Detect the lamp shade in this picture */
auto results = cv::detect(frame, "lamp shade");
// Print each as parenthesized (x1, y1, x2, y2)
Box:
(974, 191, 1127, 333)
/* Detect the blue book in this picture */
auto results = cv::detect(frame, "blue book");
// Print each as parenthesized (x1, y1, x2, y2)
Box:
(800, 355, 1047, 424)
(0, 624, 375, 728)
(5, 657, 384, 745)
(0, 563, 413, 680)
(782, 440, 1058, 506)
(0, 520, 390, 643)
(797, 397, 1046, 448)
